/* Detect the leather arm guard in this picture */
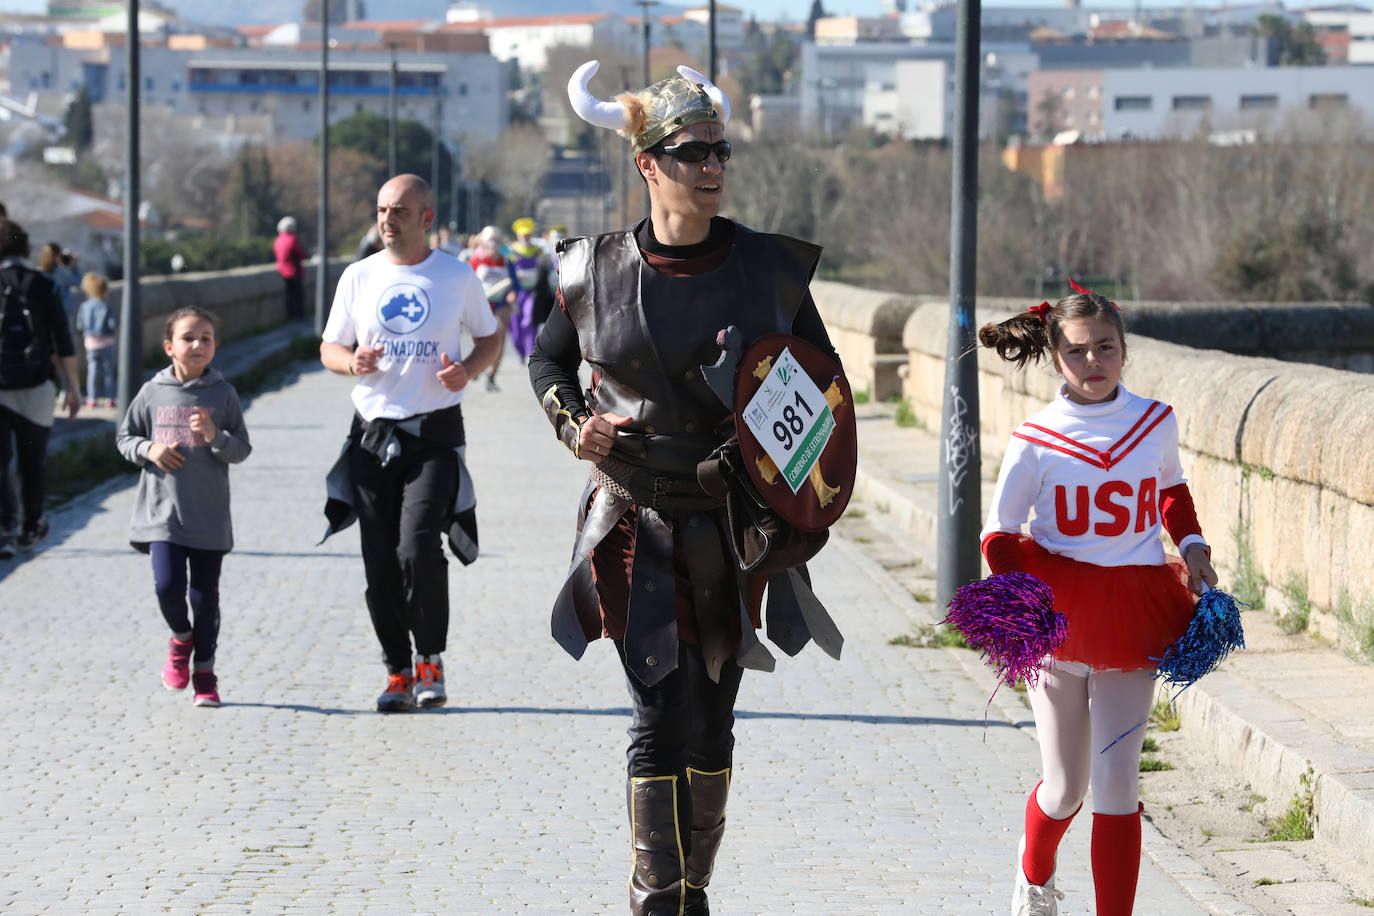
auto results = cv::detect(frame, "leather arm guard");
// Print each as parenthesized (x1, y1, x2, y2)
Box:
(541, 384, 588, 459)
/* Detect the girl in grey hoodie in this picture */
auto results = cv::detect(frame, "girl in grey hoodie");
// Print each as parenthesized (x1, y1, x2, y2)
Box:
(116, 307, 252, 707)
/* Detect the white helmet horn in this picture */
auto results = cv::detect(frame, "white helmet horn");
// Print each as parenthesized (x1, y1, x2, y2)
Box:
(567, 60, 630, 130)
(676, 65, 731, 126)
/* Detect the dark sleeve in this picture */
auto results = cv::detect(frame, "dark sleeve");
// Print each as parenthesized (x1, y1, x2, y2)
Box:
(791, 291, 839, 366)
(528, 297, 589, 457)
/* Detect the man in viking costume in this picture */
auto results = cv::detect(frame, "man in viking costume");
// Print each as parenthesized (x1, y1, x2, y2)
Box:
(527, 62, 856, 915)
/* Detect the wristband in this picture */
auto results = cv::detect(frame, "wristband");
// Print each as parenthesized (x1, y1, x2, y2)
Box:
(347, 362, 355, 376)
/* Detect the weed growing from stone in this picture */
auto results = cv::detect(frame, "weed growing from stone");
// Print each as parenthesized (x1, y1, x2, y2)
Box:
(1139, 757, 1173, 772)
(1264, 764, 1315, 842)
(1230, 518, 1266, 610)
(1279, 572, 1312, 634)
(1150, 700, 1182, 732)
(888, 624, 967, 649)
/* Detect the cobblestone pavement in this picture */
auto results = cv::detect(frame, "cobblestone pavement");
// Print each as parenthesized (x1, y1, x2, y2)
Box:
(0, 354, 1236, 914)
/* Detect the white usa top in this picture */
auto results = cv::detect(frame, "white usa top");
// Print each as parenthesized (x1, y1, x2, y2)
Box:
(981, 383, 1206, 568)
(323, 249, 499, 421)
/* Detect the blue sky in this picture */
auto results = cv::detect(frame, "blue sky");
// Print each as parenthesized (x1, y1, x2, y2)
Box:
(0, 0, 1206, 28)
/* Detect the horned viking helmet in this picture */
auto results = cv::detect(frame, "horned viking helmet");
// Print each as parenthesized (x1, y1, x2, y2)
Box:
(567, 60, 732, 155)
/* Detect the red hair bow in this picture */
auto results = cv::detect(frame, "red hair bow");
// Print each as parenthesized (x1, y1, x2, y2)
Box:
(1068, 277, 1121, 312)
(1028, 301, 1051, 323)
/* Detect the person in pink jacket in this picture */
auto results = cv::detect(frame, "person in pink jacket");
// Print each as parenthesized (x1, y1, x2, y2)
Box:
(273, 216, 308, 320)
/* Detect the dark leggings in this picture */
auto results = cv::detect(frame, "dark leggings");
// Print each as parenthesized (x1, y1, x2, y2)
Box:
(150, 542, 225, 667)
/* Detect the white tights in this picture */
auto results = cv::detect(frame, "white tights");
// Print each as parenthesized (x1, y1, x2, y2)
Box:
(1027, 662, 1156, 818)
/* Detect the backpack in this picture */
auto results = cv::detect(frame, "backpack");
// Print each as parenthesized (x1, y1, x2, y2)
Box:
(0, 267, 56, 390)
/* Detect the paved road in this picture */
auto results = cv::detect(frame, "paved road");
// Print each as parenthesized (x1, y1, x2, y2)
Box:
(0, 355, 1232, 914)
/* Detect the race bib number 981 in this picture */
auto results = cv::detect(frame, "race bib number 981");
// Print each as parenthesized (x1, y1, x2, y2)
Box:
(742, 347, 835, 493)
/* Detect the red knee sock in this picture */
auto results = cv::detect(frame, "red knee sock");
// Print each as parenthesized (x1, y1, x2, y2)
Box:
(1022, 782, 1078, 885)
(1091, 803, 1143, 916)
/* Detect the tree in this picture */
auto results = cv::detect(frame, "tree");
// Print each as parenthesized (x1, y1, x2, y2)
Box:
(738, 31, 798, 97)
(326, 111, 456, 220)
(62, 85, 93, 152)
(223, 145, 278, 239)
(1255, 15, 1327, 66)
(807, 0, 826, 39)
(302, 0, 363, 24)
(1034, 89, 1064, 142)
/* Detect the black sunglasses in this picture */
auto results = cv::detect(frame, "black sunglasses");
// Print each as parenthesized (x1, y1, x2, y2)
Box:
(658, 140, 731, 164)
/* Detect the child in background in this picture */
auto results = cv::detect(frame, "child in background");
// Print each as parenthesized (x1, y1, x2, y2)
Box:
(116, 307, 252, 707)
(977, 288, 1217, 916)
(76, 272, 117, 408)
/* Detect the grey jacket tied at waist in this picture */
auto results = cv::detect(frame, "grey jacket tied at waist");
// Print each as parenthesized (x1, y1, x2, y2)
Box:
(320, 404, 480, 565)
(550, 221, 843, 686)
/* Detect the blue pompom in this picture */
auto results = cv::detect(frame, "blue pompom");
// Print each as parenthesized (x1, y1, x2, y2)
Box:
(1153, 587, 1247, 690)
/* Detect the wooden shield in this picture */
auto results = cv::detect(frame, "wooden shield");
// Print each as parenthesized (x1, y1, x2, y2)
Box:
(733, 333, 857, 532)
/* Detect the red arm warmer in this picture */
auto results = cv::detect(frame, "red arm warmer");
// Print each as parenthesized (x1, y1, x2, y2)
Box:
(981, 532, 1025, 575)
(1160, 483, 1204, 548)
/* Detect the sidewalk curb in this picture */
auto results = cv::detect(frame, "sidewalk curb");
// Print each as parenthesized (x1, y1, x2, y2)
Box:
(854, 437, 1374, 879)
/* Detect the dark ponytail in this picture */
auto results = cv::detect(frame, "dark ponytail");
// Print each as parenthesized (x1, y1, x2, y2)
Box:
(979, 312, 1052, 369)
(980, 292, 1126, 370)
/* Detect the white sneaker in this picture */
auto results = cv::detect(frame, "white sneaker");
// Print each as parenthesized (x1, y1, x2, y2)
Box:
(414, 654, 447, 708)
(1012, 835, 1064, 916)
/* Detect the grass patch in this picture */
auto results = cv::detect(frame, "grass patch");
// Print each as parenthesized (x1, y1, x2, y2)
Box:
(1337, 589, 1374, 665)
(1141, 736, 1159, 753)
(1264, 765, 1315, 842)
(842, 507, 867, 519)
(852, 535, 872, 544)
(1353, 897, 1374, 907)
(1231, 518, 1266, 610)
(889, 623, 968, 649)
(1150, 700, 1182, 732)
(894, 398, 925, 429)
(1139, 757, 1173, 772)
(1241, 793, 1265, 813)
(1278, 572, 1312, 634)
(44, 429, 138, 510)
(1254, 877, 1281, 886)
(853, 387, 871, 404)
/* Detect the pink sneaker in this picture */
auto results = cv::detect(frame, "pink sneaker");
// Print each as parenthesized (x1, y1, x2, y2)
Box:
(162, 637, 193, 690)
(192, 671, 220, 707)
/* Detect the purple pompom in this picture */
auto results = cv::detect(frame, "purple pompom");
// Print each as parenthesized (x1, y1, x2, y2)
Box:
(942, 572, 1067, 689)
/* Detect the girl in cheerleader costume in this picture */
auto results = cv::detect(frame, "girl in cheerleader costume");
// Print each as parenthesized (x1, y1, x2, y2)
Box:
(978, 285, 1218, 916)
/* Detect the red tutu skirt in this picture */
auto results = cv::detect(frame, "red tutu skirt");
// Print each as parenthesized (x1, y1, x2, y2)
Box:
(1018, 537, 1197, 671)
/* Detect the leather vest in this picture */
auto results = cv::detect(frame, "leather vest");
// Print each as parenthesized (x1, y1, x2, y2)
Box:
(559, 221, 821, 476)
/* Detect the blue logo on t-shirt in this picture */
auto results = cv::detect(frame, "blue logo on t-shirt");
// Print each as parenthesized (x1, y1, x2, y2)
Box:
(376, 284, 430, 334)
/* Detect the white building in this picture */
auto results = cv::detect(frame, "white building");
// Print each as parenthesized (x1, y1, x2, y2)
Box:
(1101, 66, 1374, 138)
(1347, 12, 1374, 64)
(683, 4, 746, 52)
(438, 13, 636, 72)
(800, 40, 1035, 139)
(7, 38, 507, 145)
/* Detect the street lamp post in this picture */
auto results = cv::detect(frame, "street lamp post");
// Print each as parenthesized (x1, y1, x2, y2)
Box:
(388, 43, 398, 176)
(936, 0, 984, 610)
(431, 92, 441, 205)
(117, 0, 142, 416)
(316, 7, 330, 335)
(634, 0, 656, 218)
(709, 0, 717, 82)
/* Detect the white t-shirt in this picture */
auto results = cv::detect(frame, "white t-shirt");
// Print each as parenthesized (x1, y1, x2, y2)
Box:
(981, 384, 1205, 567)
(323, 249, 498, 421)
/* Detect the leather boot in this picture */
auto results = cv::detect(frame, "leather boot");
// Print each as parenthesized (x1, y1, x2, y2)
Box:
(628, 775, 687, 916)
(683, 767, 730, 916)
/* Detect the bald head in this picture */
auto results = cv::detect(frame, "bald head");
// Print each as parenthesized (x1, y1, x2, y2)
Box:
(377, 173, 435, 265)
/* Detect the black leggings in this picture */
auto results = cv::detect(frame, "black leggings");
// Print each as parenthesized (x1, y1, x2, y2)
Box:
(0, 404, 51, 533)
(150, 541, 225, 667)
